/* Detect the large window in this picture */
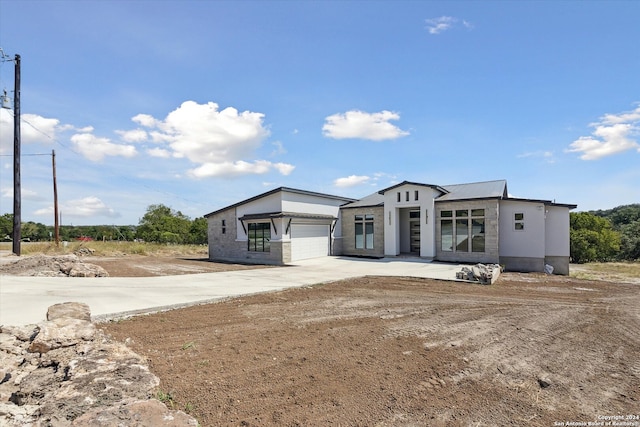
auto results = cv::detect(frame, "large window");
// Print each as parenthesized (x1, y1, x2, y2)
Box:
(441, 219, 453, 252)
(441, 209, 485, 253)
(355, 214, 374, 249)
(248, 222, 270, 252)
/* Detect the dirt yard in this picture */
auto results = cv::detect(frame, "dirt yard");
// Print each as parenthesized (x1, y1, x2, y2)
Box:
(93, 257, 640, 427)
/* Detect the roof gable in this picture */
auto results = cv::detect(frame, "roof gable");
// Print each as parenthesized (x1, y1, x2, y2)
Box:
(205, 187, 356, 218)
(377, 181, 448, 195)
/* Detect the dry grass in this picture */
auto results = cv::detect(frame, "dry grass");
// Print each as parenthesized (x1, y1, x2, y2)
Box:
(0, 241, 208, 257)
(570, 261, 640, 283)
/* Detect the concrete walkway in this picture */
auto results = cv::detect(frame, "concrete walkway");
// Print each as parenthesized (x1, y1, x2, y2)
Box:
(0, 256, 463, 326)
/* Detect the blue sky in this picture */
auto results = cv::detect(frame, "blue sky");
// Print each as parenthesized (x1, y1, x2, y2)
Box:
(1, 0, 639, 226)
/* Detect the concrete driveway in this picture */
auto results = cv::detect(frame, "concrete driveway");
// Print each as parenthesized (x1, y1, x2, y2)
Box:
(0, 256, 463, 326)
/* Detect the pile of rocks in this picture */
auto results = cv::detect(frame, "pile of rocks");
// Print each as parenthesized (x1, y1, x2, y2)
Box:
(0, 302, 198, 426)
(456, 263, 502, 285)
(0, 254, 108, 277)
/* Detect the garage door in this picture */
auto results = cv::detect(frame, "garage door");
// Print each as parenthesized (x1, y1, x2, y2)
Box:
(290, 224, 330, 261)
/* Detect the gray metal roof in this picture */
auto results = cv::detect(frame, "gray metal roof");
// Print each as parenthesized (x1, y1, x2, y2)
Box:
(340, 191, 385, 209)
(436, 180, 508, 202)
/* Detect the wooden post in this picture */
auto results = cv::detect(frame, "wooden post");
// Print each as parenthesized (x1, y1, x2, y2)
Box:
(52, 149, 59, 246)
(12, 54, 21, 256)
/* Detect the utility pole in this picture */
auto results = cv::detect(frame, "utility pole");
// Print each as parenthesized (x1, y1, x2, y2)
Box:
(12, 54, 21, 256)
(52, 150, 59, 246)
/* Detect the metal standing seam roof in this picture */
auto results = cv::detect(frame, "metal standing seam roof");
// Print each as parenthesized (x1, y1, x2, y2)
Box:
(340, 192, 385, 209)
(436, 180, 508, 202)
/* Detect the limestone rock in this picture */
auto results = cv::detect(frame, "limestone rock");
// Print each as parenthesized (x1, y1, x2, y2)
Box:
(0, 254, 109, 277)
(28, 317, 96, 354)
(0, 302, 198, 426)
(47, 302, 92, 322)
(71, 399, 199, 426)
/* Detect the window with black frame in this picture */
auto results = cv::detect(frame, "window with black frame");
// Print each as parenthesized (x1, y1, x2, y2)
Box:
(248, 222, 270, 252)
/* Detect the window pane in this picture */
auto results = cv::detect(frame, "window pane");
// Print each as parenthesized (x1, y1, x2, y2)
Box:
(471, 209, 484, 216)
(415, 190, 419, 201)
(472, 219, 485, 252)
(456, 209, 468, 217)
(456, 219, 468, 252)
(441, 220, 453, 252)
(409, 211, 420, 219)
(441, 210, 453, 218)
(365, 223, 374, 249)
(355, 215, 363, 221)
(515, 222, 524, 230)
(365, 214, 374, 221)
(355, 223, 364, 249)
(515, 213, 524, 220)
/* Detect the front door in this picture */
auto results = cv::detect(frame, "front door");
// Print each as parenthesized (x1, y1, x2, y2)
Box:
(409, 210, 420, 254)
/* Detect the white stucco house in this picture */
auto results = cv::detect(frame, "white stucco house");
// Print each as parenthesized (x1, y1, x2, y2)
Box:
(205, 179, 577, 274)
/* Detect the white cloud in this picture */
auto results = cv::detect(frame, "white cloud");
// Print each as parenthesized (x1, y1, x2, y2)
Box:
(425, 16, 472, 35)
(567, 105, 640, 160)
(35, 196, 120, 219)
(517, 150, 556, 163)
(147, 147, 172, 158)
(0, 110, 64, 153)
(187, 160, 272, 178)
(334, 175, 371, 188)
(273, 162, 295, 175)
(0, 187, 40, 200)
(70, 132, 137, 162)
(270, 141, 287, 156)
(116, 128, 148, 143)
(323, 110, 409, 141)
(128, 100, 293, 178)
(132, 113, 159, 128)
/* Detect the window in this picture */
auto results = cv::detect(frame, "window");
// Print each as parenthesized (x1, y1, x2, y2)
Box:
(397, 192, 401, 202)
(415, 190, 419, 201)
(441, 220, 453, 251)
(221, 219, 226, 234)
(440, 208, 486, 253)
(456, 219, 468, 252)
(248, 222, 270, 252)
(406, 191, 410, 202)
(355, 214, 374, 249)
(472, 219, 485, 252)
(515, 213, 524, 231)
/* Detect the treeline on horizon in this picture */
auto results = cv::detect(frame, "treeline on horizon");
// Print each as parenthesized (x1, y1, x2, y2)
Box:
(0, 204, 207, 245)
(1, 203, 639, 263)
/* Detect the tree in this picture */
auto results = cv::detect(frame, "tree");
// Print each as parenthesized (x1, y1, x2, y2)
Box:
(570, 212, 621, 263)
(188, 217, 208, 245)
(619, 220, 640, 261)
(136, 204, 192, 243)
(0, 213, 13, 240)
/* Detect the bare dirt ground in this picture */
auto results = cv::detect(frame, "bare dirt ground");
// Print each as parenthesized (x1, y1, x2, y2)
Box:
(88, 255, 272, 277)
(95, 257, 640, 427)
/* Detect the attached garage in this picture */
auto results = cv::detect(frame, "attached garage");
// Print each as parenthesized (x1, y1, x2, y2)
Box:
(290, 223, 330, 261)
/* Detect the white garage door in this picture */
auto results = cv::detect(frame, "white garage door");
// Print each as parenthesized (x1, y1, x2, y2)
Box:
(290, 224, 330, 261)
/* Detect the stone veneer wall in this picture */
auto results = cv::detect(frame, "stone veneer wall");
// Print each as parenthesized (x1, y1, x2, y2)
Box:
(340, 206, 385, 258)
(207, 209, 285, 265)
(435, 200, 500, 264)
